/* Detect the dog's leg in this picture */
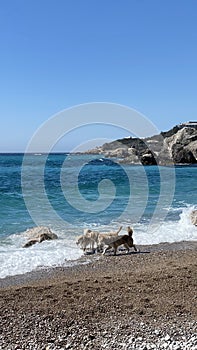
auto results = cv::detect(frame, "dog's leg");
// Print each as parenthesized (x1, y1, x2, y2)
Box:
(124, 243, 130, 253)
(133, 244, 138, 252)
(97, 244, 101, 253)
(91, 239, 94, 251)
(99, 244, 104, 253)
(103, 244, 111, 255)
(102, 246, 107, 255)
(113, 245, 117, 255)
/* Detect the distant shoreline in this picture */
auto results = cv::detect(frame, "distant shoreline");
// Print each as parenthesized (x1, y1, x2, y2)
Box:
(1, 153, 197, 167)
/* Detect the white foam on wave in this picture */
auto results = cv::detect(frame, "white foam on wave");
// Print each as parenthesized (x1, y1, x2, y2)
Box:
(0, 206, 196, 279)
(133, 206, 197, 245)
(0, 229, 83, 279)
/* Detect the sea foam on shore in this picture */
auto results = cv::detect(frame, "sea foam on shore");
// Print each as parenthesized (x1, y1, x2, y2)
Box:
(0, 206, 197, 279)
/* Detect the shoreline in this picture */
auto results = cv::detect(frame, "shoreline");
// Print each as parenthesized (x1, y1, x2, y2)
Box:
(0, 240, 196, 288)
(0, 240, 196, 349)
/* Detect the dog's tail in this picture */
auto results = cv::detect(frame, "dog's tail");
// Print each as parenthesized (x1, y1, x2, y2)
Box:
(127, 226, 133, 237)
(116, 226, 123, 234)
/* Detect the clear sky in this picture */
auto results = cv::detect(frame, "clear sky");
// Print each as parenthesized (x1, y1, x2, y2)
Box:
(0, 0, 197, 152)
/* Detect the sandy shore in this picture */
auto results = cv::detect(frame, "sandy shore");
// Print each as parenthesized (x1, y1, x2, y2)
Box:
(0, 241, 197, 349)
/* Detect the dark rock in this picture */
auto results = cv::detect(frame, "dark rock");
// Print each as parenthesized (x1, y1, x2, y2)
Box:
(140, 151, 157, 165)
(23, 239, 39, 248)
(22, 226, 58, 248)
(172, 147, 196, 164)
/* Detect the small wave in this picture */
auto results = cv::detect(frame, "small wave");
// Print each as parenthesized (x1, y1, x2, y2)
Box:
(0, 206, 196, 279)
(133, 206, 197, 245)
(0, 235, 82, 279)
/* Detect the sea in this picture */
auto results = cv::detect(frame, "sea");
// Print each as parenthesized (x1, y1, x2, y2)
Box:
(0, 153, 196, 279)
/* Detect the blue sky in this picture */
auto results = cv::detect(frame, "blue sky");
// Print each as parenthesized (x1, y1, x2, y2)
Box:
(0, 0, 197, 152)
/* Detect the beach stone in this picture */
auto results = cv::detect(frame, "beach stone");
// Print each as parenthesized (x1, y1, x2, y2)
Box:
(23, 226, 58, 248)
(164, 334, 170, 341)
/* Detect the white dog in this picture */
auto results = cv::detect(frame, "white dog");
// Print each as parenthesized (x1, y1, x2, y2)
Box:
(76, 234, 95, 251)
(83, 229, 99, 246)
(76, 226, 123, 253)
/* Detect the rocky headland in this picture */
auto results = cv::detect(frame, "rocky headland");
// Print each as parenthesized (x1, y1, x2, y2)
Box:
(85, 122, 197, 165)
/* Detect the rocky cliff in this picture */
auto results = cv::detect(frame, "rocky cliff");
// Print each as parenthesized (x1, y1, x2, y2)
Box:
(86, 122, 197, 165)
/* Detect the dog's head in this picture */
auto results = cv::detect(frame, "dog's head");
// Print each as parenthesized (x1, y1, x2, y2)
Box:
(83, 228, 92, 235)
(76, 235, 84, 245)
(127, 226, 133, 236)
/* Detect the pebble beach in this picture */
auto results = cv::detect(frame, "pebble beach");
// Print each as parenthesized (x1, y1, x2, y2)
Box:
(0, 240, 196, 349)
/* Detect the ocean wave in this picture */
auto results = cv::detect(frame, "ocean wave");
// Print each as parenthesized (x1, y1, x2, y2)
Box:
(0, 205, 196, 279)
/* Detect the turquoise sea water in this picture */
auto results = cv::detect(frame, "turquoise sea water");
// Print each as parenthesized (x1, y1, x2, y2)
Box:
(0, 153, 197, 278)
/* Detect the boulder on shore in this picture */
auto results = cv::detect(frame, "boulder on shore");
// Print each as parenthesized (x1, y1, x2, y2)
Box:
(190, 210, 197, 226)
(23, 226, 58, 248)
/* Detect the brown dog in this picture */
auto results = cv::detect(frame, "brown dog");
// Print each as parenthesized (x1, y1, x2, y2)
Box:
(103, 226, 138, 255)
(97, 226, 123, 251)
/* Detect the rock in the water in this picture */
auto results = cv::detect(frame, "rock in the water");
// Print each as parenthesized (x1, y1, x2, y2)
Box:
(140, 150, 157, 165)
(23, 226, 58, 248)
(190, 210, 197, 226)
(23, 239, 39, 248)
